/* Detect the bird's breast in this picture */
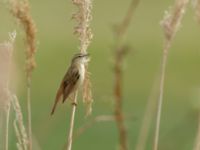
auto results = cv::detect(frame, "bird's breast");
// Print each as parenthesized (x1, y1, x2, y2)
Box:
(79, 64, 85, 84)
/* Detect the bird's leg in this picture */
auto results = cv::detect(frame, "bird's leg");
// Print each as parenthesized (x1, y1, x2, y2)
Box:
(70, 92, 78, 106)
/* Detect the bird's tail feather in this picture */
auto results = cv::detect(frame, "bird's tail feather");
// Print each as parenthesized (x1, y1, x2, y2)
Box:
(51, 86, 63, 115)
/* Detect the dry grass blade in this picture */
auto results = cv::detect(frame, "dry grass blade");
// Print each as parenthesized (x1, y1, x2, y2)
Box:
(12, 95, 28, 150)
(193, 112, 200, 150)
(0, 31, 16, 150)
(153, 0, 189, 150)
(135, 77, 159, 150)
(9, 1, 37, 150)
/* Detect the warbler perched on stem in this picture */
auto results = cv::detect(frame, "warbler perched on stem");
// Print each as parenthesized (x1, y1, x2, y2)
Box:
(51, 53, 90, 115)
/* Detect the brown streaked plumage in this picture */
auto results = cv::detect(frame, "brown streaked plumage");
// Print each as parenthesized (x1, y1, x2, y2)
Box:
(51, 53, 89, 115)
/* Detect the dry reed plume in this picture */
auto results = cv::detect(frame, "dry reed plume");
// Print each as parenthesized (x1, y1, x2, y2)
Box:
(9, 0, 37, 150)
(66, 0, 93, 150)
(153, 0, 189, 150)
(112, 0, 139, 150)
(0, 31, 16, 150)
(0, 32, 28, 150)
(72, 0, 93, 116)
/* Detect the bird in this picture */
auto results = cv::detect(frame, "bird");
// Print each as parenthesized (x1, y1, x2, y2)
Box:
(51, 52, 90, 115)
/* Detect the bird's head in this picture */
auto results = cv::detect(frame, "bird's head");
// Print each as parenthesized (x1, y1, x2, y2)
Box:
(71, 52, 90, 64)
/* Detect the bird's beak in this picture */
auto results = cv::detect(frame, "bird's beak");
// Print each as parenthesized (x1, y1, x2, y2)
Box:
(83, 53, 90, 57)
(83, 53, 90, 62)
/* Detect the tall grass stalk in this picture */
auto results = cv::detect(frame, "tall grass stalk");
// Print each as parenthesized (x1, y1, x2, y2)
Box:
(112, 0, 139, 149)
(193, 112, 200, 150)
(12, 95, 28, 150)
(135, 77, 159, 150)
(5, 105, 10, 150)
(153, 0, 189, 150)
(67, 92, 78, 150)
(0, 31, 16, 150)
(66, 0, 93, 149)
(9, 0, 37, 150)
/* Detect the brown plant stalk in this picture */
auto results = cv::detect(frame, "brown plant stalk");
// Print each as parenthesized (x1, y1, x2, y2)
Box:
(113, 0, 139, 150)
(9, 0, 37, 150)
(153, 0, 189, 150)
(114, 45, 128, 150)
(66, 0, 93, 150)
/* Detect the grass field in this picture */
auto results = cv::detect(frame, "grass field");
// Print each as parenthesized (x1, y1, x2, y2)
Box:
(1, 0, 200, 149)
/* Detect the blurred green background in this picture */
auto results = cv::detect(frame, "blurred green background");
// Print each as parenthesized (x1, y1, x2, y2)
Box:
(1, 0, 200, 149)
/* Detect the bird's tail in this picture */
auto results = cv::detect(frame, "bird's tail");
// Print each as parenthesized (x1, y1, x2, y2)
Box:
(51, 102, 57, 115)
(51, 86, 63, 115)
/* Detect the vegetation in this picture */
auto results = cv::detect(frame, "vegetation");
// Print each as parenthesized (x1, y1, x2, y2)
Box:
(0, 0, 200, 150)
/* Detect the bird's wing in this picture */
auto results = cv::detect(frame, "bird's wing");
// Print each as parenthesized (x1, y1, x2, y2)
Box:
(50, 67, 72, 115)
(62, 67, 80, 103)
